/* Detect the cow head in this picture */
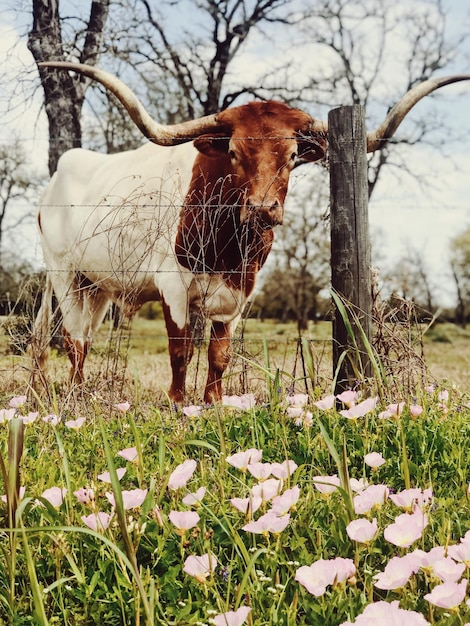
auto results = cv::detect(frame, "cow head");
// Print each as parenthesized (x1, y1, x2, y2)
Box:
(191, 102, 326, 227)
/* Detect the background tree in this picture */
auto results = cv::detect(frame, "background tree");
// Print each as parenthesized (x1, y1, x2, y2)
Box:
(254, 171, 331, 331)
(381, 245, 437, 315)
(0, 139, 41, 264)
(296, 0, 469, 198)
(27, 0, 110, 174)
(449, 228, 470, 327)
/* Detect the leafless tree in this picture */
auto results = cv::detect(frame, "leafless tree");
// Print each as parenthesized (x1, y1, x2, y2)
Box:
(27, 0, 111, 174)
(382, 246, 436, 314)
(255, 171, 331, 331)
(296, 0, 469, 198)
(449, 228, 470, 326)
(0, 139, 41, 264)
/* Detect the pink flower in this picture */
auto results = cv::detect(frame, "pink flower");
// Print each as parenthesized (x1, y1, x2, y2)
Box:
(182, 405, 203, 418)
(169, 510, 200, 531)
(64, 416, 86, 430)
(364, 452, 385, 468)
(183, 553, 217, 582)
(247, 462, 272, 480)
(271, 486, 300, 515)
(82, 512, 112, 531)
(287, 407, 313, 426)
(40, 486, 67, 508)
(416, 546, 446, 569)
(182, 487, 206, 506)
(0, 408, 15, 423)
(432, 557, 466, 583)
(20, 412, 38, 425)
(424, 579, 467, 609)
(373, 554, 418, 590)
(251, 478, 281, 503)
(346, 518, 378, 543)
(313, 395, 336, 410)
(114, 402, 130, 412)
(384, 509, 428, 548)
(9, 395, 26, 408)
(286, 407, 303, 420)
(1, 486, 26, 503)
(230, 495, 263, 515)
(42, 414, 60, 426)
(97, 467, 126, 482)
(410, 404, 424, 418)
(287, 393, 309, 407)
(333, 557, 357, 583)
(242, 510, 290, 534)
(106, 488, 148, 510)
(378, 402, 405, 419)
(212, 606, 251, 626)
(389, 488, 432, 511)
(353, 484, 389, 514)
(230, 496, 263, 515)
(336, 390, 357, 407)
(118, 446, 139, 463)
(73, 488, 95, 505)
(271, 460, 298, 479)
(295, 557, 355, 597)
(350, 477, 368, 493)
(438, 389, 449, 403)
(168, 459, 197, 490)
(340, 600, 429, 626)
(226, 448, 262, 471)
(222, 394, 256, 410)
(447, 540, 470, 564)
(340, 397, 378, 419)
(388, 402, 406, 416)
(312, 474, 340, 494)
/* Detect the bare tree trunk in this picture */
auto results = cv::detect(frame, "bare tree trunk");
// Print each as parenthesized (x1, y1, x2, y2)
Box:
(27, 0, 110, 175)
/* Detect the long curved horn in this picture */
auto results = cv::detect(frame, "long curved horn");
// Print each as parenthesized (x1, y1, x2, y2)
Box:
(38, 61, 223, 145)
(366, 74, 470, 152)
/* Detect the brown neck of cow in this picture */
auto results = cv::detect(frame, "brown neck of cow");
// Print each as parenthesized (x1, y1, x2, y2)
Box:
(175, 155, 274, 295)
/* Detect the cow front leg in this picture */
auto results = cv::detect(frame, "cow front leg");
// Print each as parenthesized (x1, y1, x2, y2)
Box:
(62, 328, 89, 384)
(162, 299, 194, 403)
(205, 321, 232, 404)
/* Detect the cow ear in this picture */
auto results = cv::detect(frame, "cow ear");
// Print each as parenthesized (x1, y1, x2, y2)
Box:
(194, 133, 230, 158)
(296, 134, 327, 163)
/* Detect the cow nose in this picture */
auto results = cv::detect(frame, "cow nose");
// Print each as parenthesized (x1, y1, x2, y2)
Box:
(261, 198, 283, 226)
(244, 197, 284, 226)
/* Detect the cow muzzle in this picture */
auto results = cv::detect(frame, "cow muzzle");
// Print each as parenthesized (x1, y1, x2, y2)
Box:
(241, 198, 284, 227)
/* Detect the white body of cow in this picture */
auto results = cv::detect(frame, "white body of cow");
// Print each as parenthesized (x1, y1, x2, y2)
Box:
(38, 141, 244, 343)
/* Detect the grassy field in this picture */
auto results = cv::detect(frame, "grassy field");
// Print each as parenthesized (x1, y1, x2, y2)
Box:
(2, 315, 470, 405)
(1, 316, 470, 624)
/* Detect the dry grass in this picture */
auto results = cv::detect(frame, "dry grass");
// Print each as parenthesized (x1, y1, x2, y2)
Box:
(2, 313, 470, 408)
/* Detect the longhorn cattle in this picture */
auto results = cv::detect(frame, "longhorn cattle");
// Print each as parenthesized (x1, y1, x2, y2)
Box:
(32, 63, 328, 403)
(32, 64, 470, 403)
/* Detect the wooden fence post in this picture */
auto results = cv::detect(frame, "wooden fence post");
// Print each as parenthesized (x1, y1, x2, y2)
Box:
(329, 105, 373, 393)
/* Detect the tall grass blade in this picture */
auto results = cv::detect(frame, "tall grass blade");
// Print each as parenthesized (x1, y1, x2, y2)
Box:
(317, 417, 355, 521)
(19, 519, 49, 626)
(331, 289, 388, 396)
(97, 414, 154, 625)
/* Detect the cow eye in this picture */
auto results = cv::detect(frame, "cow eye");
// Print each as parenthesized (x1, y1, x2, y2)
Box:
(291, 152, 298, 162)
(228, 149, 236, 160)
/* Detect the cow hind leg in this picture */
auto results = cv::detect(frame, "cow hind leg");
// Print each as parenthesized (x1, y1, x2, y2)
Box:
(30, 275, 54, 389)
(60, 285, 111, 386)
(162, 298, 194, 403)
(205, 320, 233, 404)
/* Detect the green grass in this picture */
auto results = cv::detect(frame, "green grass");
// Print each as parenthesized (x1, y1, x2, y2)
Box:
(1, 317, 470, 622)
(0, 383, 469, 624)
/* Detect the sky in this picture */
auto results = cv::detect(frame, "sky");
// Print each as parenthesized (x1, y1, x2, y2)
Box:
(1, 1, 470, 308)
